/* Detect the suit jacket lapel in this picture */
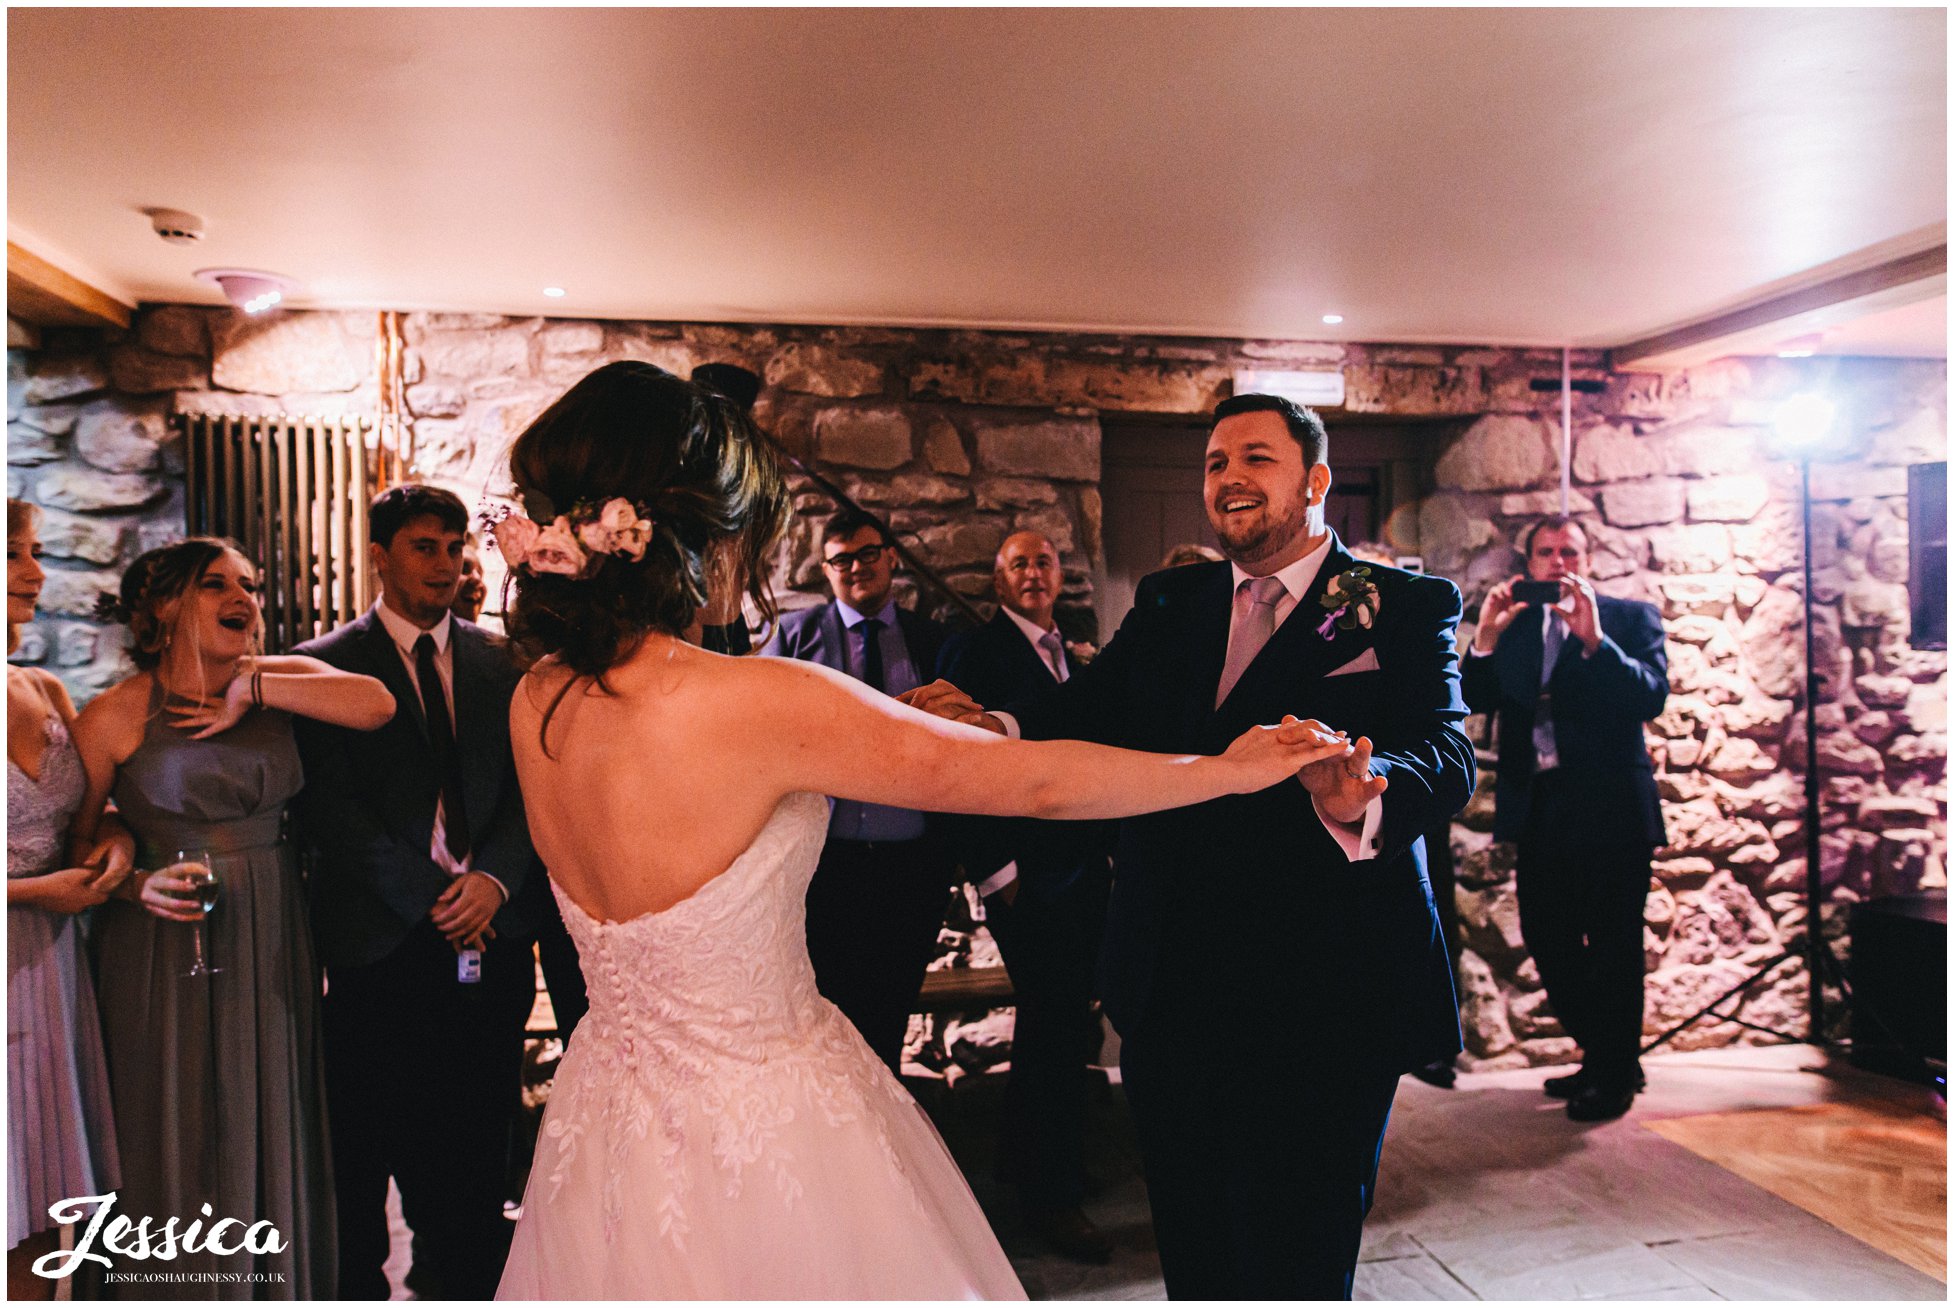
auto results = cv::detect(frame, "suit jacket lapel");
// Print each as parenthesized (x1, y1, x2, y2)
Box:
(819, 602, 848, 674)
(361, 612, 431, 746)
(994, 610, 1059, 686)
(1216, 538, 1367, 710)
(1185, 565, 1236, 724)
(449, 624, 495, 844)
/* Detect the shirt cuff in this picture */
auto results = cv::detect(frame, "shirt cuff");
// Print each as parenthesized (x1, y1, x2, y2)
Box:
(1313, 792, 1385, 862)
(976, 862, 1020, 899)
(992, 711, 1023, 740)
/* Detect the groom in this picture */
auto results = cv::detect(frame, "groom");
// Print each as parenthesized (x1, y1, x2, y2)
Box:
(933, 394, 1473, 1298)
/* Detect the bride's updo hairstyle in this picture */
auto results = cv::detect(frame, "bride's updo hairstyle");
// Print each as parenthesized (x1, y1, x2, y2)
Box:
(504, 361, 790, 680)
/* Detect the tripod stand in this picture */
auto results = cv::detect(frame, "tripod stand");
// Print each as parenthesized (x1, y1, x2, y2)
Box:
(1641, 450, 1849, 1055)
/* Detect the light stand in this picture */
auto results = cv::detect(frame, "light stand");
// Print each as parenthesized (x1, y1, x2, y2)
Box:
(1641, 411, 1851, 1055)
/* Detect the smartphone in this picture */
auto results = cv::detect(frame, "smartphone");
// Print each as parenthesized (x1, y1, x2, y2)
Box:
(1512, 580, 1563, 606)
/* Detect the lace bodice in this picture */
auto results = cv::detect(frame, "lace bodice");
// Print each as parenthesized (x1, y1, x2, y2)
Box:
(543, 791, 919, 1248)
(9, 714, 86, 878)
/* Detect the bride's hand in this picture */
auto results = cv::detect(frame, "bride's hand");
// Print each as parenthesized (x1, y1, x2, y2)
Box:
(1221, 716, 1351, 793)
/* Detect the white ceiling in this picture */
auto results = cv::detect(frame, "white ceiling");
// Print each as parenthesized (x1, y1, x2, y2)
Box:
(7, 7, 1947, 356)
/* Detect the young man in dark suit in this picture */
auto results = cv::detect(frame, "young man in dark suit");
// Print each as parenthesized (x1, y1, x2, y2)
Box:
(1462, 515, 1668, 1122)
(761, 510, 954, 1070)
(938, 531, 1116, 1263)
(294, 485, 568, 1300)
(930, 394, 1474, 1299)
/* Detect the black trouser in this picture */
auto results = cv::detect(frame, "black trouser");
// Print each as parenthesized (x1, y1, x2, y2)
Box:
(1515, 771, 1654, 1087)
(322, 920, 534, 1300)
(981, 862, 1111, 1210)
(1121, 1011, 1401, 1300)
(804, 837, 956, 1071)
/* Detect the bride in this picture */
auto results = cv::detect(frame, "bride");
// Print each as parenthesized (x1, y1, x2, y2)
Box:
(492, 361, 1352, 1300)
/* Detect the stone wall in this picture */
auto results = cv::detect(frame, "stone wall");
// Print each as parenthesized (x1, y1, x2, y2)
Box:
(7, 307, 1945, 1074)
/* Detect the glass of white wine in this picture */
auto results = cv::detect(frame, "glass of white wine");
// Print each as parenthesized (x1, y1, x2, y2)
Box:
(174, 849, 222, 978)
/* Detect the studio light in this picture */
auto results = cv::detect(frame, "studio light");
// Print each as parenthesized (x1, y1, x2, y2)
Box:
(1773, 393, 1837, 452)
(195, 268, 297, 315)
(543, 287, 566, 298)
(1321, 313, 1344, 325)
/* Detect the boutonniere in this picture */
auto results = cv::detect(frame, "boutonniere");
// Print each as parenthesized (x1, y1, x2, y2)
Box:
(1316, 565, 1381, 639)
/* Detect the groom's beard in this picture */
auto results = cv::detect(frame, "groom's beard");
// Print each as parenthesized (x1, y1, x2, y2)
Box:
(1212, 497, 1317, 572)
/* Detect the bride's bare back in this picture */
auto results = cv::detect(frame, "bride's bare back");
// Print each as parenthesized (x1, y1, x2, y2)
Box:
(513, 632, 1352, 924)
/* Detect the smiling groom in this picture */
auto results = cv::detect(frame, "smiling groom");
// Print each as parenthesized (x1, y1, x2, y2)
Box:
(934, 394, 1474, 1298)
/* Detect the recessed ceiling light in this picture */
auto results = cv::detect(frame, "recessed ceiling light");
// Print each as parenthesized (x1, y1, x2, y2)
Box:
(1321, 314, 1344, 325)
(543, 287, 566, 298)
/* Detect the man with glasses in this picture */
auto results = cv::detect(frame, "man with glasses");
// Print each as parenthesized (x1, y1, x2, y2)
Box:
(762, 510, 955, 1070)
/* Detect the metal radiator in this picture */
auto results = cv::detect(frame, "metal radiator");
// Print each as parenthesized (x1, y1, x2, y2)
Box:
(179, 413, 395, 652)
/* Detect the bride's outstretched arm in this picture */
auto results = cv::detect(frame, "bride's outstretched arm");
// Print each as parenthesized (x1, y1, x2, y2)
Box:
(740, 655, 1351, 822)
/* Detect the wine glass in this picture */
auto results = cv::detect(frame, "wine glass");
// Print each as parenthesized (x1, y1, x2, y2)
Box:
(174, 849, 222, 978)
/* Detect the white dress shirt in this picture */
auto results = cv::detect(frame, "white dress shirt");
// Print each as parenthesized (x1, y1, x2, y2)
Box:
(372, 602, 507, 902)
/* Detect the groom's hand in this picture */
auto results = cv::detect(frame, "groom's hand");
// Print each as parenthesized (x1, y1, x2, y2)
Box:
(1298, 734, 1387, 823)
(899, 679, 1005, 733)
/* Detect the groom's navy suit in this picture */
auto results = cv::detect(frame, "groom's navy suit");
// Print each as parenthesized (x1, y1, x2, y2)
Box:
(1006, 537, 1472, 1299)
(295, 607, 571, 1299)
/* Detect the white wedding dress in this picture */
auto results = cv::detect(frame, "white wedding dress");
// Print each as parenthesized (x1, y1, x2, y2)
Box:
(497, 791, 1027, 1300)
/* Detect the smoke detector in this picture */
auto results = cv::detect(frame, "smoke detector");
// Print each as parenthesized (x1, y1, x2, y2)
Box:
(147, 208, 206, 245)
(195, 268, 296, 315)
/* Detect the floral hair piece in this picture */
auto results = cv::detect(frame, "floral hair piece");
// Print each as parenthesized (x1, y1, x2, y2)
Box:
(483, 497, 655, 579)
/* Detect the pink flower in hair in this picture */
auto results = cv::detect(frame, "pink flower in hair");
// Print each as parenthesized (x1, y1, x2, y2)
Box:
(527, 516, 586, 574)
(528, 517, 589, 577)
(490, 510, 541, 567)
(596, 498, 653, 561)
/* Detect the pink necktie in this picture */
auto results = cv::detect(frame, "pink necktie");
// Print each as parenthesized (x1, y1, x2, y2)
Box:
(1216, 576, 1286, 707)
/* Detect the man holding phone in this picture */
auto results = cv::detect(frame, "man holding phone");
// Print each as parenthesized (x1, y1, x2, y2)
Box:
(1461, 516, 1668, 1121)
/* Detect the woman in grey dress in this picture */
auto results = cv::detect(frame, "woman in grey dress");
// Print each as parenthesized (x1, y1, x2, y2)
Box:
(72, 538, 393, 1299)
(6, 500, 133, 1299)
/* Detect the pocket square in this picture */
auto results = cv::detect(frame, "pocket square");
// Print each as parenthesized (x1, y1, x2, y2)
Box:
(1325, 648, 1380, 677)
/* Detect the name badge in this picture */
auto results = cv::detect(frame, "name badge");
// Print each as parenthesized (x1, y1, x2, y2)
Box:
(457, 948, 482, 984)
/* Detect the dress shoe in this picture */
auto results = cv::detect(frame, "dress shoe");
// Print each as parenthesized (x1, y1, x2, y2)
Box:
(1545, 1067, 1644, 1100)
(1025, 1205, 1114, 1264)
(1409, 1060, 1457, 1089)
(1566, 1082, 1638, 1122)
(1542, 1069, 1589, 1099)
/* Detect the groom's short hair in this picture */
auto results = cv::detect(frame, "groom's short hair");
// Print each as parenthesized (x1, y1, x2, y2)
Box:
(1212, 393, 1329, 467)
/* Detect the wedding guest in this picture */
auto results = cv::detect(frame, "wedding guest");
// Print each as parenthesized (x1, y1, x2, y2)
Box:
(938, 531, 1115, 1262)
(74, 537, 395, 1298)
(761, 510, 955, 1070)
(6, 500, 129, 1300)
(452, 533, 487, 623)
(293, 485, 569, 1299)
(1462, 515, 1667, 1121)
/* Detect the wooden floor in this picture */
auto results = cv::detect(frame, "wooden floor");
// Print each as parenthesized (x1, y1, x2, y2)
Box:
(925, 1043, 1948, 1301)
(1646, 1101, 1946, 1281)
